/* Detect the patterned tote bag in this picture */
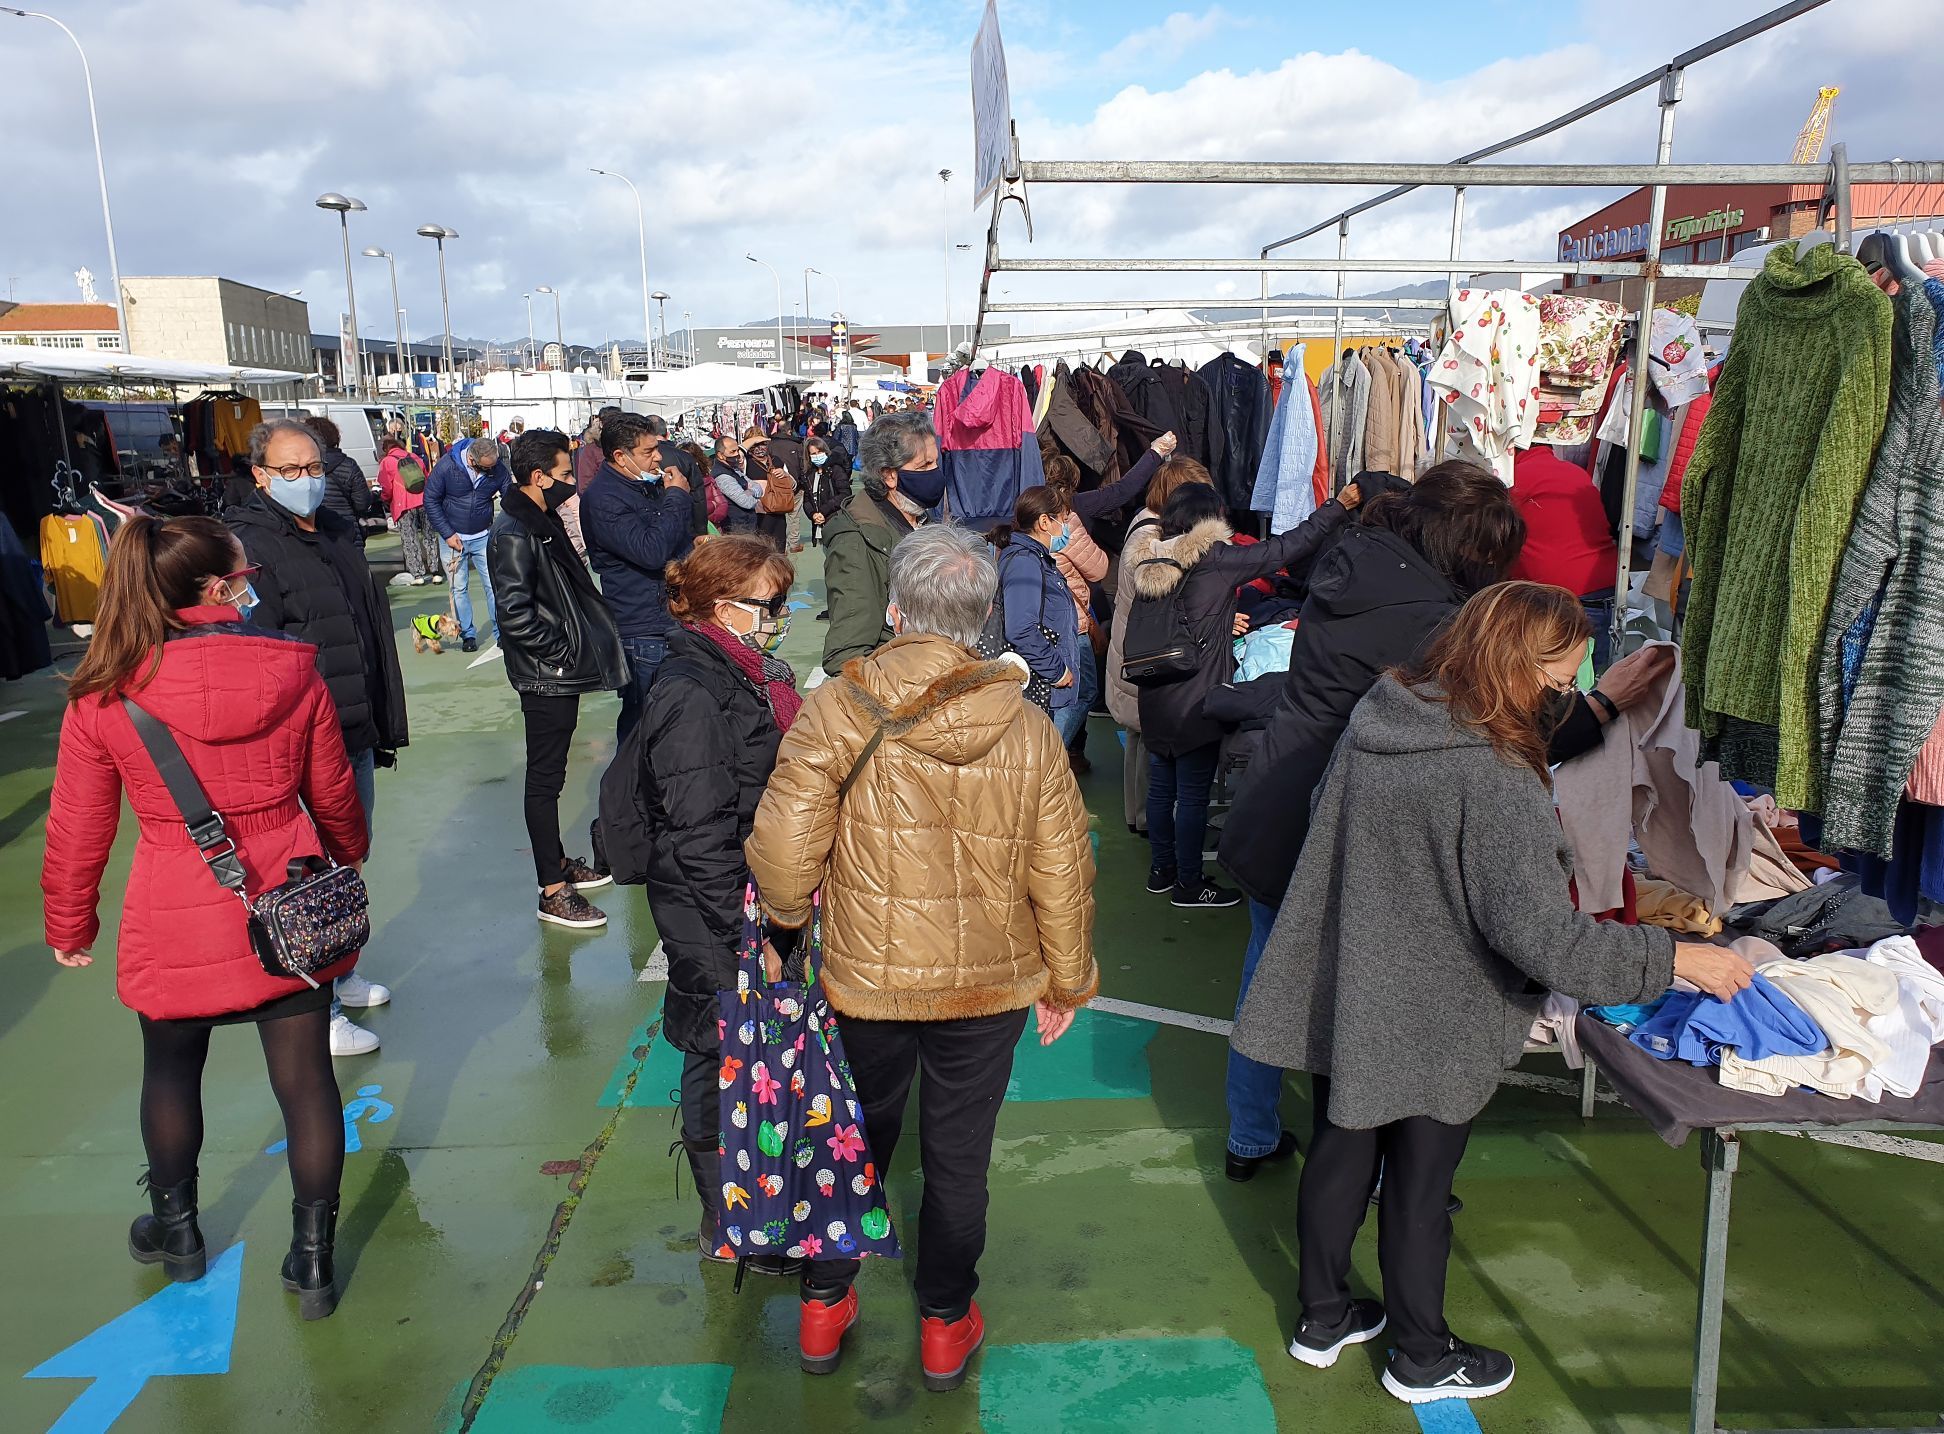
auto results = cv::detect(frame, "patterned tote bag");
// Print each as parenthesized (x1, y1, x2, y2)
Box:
(715, 883, 901, 1281)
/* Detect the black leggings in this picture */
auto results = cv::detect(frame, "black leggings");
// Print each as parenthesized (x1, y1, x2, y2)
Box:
(138, 1005, 344, 1204)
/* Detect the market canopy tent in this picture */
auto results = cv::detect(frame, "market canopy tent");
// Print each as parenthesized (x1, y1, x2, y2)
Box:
(632, 363, 792, 402)
(0, 343, 306, 387)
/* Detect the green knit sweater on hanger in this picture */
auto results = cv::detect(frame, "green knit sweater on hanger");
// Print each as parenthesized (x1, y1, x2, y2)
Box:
(1681, 240, 1892, 812)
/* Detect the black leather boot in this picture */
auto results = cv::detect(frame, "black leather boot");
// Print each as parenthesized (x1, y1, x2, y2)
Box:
(129, 1171, 206, 1282)
(281, 1198, 339, 1320)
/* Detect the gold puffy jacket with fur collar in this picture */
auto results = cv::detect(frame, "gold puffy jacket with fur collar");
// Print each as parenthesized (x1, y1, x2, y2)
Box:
(747, 632, 1099, 1022)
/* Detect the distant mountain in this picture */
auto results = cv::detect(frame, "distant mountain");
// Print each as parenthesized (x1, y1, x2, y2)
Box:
(1191, 282, 1447, 324)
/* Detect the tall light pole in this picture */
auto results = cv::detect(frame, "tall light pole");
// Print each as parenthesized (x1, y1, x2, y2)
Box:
(360, 247, 408, 392)
(415, 224, 458, 382)
(651, 290, 670, 367)
(589, 167, 653, 367)
(682, 309, 693, 366)
(804, 266, 824, 379)
(745, 254, 783, 377)
(938, 168, 953, 357)
(536, 285, 564, 369)
(522, 292, 535, 368)
(316, 194, 366, 396)
(6, 9, 129, 354)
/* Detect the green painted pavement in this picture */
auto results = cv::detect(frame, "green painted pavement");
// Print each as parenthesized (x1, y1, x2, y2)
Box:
(980, 1337, 1276, 1433)
(441, 1364, 732, 1434)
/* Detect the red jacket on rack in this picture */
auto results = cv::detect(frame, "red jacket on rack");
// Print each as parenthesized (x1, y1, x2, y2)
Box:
(1507, 445, 1620, 598)
(42, 608, 369, 1019)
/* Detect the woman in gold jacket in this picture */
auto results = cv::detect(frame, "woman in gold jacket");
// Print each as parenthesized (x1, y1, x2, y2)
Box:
(747, 523, 1097, 1392)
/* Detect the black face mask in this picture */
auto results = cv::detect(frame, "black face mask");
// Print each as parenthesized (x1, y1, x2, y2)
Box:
(539, 480, 574, 512)
(1539, 687, 1577, 736)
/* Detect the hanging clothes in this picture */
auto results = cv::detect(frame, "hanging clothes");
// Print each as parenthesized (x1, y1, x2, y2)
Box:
(209, 395, 263, 462)
(1303, 372, 1331, 508)
(1533, 293, 1626, 445)
(1041, 362, 1117, 487)
(1249, 344, 1321, 534)
(1316, 350, 1369, 480)
(0, 513, 52, 679)
(1196, 352, 1274, 514)
(1816, 282, 1944, 856)
(1387, 349, 1426, 481)
(1360, 344, 1402, 477)
(932, 364, 1046, 530)
(1682, 241, 1894, 813)
(1427, 289, 1542, 484)
(1648, 308, 1711, 408)
(39, 511, 107, 624)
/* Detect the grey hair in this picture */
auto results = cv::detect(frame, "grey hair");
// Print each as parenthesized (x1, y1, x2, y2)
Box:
(247, 418, 321, 467)
(858, 411, 936, 498)
(468, 437, 506, 468)
(887, 524, 997, 649)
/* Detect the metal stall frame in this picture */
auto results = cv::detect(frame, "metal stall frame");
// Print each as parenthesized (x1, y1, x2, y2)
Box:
(967, 0, 1944, 662)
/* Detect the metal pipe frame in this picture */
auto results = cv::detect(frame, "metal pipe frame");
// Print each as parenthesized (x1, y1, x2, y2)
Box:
(986, 297, 1448, 313)
(977, 316, 1435, 359)
(1257, 0, 1835, 256)
(1023, 159, 1943, 188)
(992, 257, 1769, 279)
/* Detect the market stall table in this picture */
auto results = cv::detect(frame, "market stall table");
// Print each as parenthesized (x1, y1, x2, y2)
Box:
(1576, 1015, 1944, 1434)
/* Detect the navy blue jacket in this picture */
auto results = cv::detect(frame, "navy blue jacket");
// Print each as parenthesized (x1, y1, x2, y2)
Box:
(997, 533, 1081, 713)
(423, 440, 511, 539)
(580, 462, 696, 638)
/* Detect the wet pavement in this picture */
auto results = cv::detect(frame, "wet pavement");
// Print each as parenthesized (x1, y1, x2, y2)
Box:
(1, 535, 1939, 1433)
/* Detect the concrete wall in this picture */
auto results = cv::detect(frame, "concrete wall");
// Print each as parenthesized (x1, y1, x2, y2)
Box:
(122, 276, 312, 373)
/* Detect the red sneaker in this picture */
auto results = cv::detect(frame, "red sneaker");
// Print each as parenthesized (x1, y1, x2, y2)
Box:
(799, 1289, 858, 1375)
(920, 1301, 985, 1392)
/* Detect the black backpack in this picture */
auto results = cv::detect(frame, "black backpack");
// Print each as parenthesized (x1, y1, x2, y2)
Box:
(595, 714, 656, 885)
(1119, 529, 1201, 688)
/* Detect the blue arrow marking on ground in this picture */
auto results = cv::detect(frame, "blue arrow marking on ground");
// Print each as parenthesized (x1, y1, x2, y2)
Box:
(786, 600, 811, 613)
(26, 1241, 244, 1433)
(267, 1084, 392, 1156)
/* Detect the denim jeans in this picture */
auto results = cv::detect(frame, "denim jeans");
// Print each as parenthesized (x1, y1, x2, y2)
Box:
(1582, 590, 1614, 672)
(1053, 651, 1096, 747)
(1146, 741, 1221, 885)
(448, 532, 497, 642)
(1227, 899, 1286, 1158)
(616, 634, 671, 741)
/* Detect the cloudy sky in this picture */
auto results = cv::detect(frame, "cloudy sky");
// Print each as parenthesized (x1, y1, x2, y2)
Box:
(2, 0, 1923, 349)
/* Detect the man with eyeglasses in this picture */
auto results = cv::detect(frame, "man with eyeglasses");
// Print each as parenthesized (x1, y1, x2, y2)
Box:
(228, 417, 408, 1057)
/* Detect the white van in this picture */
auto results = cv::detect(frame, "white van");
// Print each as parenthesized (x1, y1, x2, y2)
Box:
(261, 401, 404, 477)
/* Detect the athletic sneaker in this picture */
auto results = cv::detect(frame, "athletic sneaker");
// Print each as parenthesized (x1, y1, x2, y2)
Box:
(1172, 880, 1242, 909)
(1288, 1299, 1387, 1369)
(538, 885, 607, 929)
(1145, 866, 1178, 894)
(561, 856, 612, 890)
(1381, 1337, 1515, 1404)
(328, 1011, 381, 1056)
(333, 972, 391, 1008)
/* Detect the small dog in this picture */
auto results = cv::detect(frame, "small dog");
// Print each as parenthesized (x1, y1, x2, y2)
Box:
(409, 612, 461, 655)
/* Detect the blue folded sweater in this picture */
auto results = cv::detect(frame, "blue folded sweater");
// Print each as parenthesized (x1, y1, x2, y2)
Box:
(1627, 973, 1828, 1066)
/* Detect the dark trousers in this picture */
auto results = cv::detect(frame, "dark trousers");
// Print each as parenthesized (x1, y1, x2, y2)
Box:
(519, 691, 580, 887)
(1146, 741, 1221, 884)
(679, 1047, 721, 1223)
(1296, 1074, 1472, 1364)
(755, 512, 788, 551)
(803, 1006, 1029, 1317)
(615, 634, 671, 742)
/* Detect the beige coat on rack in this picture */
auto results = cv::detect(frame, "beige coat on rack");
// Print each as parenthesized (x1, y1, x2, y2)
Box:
(1391, 350, 1425, 481)
(1362, 344, 1401, 476)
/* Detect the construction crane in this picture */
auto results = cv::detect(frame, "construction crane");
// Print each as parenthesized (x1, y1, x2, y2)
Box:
(1792, 86, 1839, 164)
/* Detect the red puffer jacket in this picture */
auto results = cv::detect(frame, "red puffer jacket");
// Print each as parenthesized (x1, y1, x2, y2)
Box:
(42, 607, 370, 1019)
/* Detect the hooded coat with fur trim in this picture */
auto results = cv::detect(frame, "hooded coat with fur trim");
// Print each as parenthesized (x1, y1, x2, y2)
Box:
(746, 631, 1098, 1023)
(1132, 502, 1353, 756)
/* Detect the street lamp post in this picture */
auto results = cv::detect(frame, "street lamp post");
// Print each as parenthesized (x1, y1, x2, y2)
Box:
(522, 293, 535, 369)
(804, 266, 824, 379)
(361, 246, 408, 394)
(590, 168, 654, 369)
(682, 310, 693, 366)
(535, 286, 565, 369)
(415, 224, 458, 384)
(938, 168, 953, 357)
(745, 254, 783, 377)
(316, 194, 367, 397)
(651, 290, 670, 368)
(5, 9, 129, 354)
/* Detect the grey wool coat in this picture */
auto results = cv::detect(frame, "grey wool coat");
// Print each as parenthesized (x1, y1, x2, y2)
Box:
(1231, 675, 1676, 1130)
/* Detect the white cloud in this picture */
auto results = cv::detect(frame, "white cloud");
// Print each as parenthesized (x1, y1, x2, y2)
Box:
(1098, 7, 1235, 72)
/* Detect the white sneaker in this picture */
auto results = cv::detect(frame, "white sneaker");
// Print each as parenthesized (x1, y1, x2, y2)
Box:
(335, 971, 391, 1007)
(389, 572, 416, 587)
(329, 1011, 381, 1056)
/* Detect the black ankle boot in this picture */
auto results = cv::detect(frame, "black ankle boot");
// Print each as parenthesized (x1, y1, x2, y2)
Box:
(281, 1198, 339, 1320)
(129, 1171, 206, 1282)
(673, 1138, 727, 1259)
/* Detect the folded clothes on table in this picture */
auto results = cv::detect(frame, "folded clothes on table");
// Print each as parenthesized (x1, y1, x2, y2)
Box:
(1627, 973, 1829, 1067)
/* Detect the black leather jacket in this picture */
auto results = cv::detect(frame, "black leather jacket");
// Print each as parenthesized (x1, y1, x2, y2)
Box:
(487, 488, 630, 696)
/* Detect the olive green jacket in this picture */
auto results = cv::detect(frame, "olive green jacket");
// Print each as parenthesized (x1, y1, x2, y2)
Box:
(819, 488, 916, 676)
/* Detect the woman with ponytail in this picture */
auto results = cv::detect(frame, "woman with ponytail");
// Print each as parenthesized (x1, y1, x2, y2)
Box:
(42, 513, 369, 1319)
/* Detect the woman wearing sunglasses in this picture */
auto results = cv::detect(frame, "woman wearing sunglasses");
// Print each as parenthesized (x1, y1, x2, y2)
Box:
(631, 534, 805, 1269)
(42, 514, 368, 1318)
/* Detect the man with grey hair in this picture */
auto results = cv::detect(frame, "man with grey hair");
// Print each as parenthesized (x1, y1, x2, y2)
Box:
(424, 434, 511, 651)
(818, 410, 947, 676)
(228, 417, 408, 1056)
(748, 521, 1096, 1388)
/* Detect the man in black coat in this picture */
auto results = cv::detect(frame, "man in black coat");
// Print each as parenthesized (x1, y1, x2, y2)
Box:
(488, 429, 630, 930)
(228, 417, 408, 1056)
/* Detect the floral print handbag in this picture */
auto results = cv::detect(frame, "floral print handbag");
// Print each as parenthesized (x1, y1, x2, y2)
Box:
(714, 882, 901, 1279)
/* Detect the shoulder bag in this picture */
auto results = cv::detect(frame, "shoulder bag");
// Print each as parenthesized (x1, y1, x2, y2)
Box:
(124, 699, 370, 987)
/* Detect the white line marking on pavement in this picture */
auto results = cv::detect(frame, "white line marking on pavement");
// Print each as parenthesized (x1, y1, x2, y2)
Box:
(0, 710, 24, 723)
(1777, 1129, 1944, 1163)
(1089, 996, 1232, 1037)
(466, 644, 503, 669)
(635, 942, 668, 983)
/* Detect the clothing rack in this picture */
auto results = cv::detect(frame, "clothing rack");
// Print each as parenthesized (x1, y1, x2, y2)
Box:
(967, 0, 1944, 661)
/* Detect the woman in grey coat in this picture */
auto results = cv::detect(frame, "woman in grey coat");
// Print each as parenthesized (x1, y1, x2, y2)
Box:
(1231, 581, 1753, 1407)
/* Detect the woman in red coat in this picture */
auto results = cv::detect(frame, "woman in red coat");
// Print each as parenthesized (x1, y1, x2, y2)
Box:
(42, 514, 370, 1319)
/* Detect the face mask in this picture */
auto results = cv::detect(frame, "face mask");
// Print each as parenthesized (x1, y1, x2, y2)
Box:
(226, 580, 259, 619)
(811, 453, 828, 467)
(1048, 527, 1070, 554)
(1539, 687, 1576, 734)
(896, 466, 947, 508)
(269, 473, 326, 517)
(729, 602, 790, 656)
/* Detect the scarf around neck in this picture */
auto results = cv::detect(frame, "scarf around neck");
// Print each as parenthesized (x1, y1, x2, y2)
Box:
(693, 622, 802, 730)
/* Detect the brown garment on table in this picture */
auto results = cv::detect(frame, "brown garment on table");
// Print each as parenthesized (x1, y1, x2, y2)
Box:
(1733, 820, 1815, 903)
(1633, 878, 1724, 936)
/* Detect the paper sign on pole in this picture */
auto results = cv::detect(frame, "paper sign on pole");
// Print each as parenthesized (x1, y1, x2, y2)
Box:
(970, 0, 1013, 206)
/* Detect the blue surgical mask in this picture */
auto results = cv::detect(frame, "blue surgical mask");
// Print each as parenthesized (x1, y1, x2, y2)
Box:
(896, 466, 947, 509)
(228, 580, 260, 620)
(811, 453, 828, 467)
(270, 473, 326, 517)
(1048, 528, 1070, 554)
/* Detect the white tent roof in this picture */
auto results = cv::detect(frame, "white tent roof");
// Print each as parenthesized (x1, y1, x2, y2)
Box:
(0, 343, 306, 386)
(632, 362, 793, 402)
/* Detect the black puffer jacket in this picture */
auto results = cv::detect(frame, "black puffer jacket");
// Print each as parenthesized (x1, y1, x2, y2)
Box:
(318, 447, 379, 537)
(1197, 354, 1274, 513)
(486, 488, 629, 696)
(803, 455, 853, 520)
(1133, 503, 1351, 757)
(227, 493, 408, 756)
(636, 627, 786, 1053)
